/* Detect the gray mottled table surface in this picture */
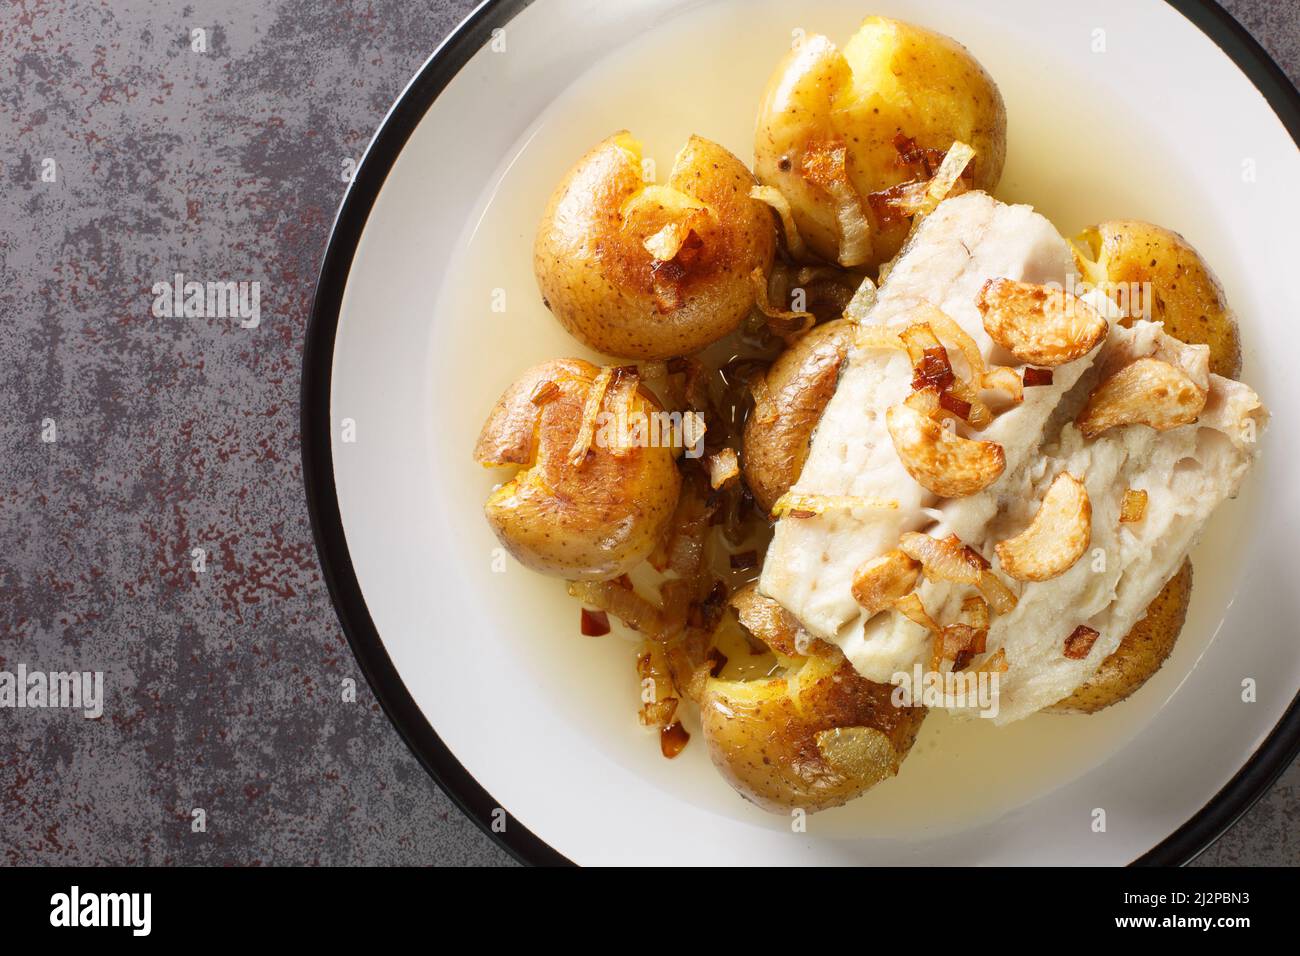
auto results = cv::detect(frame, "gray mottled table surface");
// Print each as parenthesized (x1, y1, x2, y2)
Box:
(0, 0, 1295, 867)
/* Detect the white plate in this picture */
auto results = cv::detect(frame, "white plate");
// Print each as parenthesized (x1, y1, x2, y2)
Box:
(304, 0, 1300, 865)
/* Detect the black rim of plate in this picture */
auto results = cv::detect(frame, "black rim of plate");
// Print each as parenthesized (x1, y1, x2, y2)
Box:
(301, 0, 1300, 868)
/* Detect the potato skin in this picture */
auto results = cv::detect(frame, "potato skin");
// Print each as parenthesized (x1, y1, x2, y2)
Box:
(1050, 560, 1192, 714)
(702, 585, 925, 812)
(474, 358, 681, 580)
(755, 17, 1006, 270)
(742, 319, 855, 514)
(534, 132, 776, 360)
(1078, 220, 1241, 378)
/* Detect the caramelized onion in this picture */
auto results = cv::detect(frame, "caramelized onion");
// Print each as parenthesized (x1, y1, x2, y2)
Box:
(1063, 624, 1100, 660)
(977, 569, 1018, 615)
(899, 532, 984, 585)
(851, 550, 921, 616)
(751, 267, 814, 336)
(705, 447, 740, 490)
(801, 138, 873, 267)
(1120, 488, 1149, 524)
(772, 491, 900, 519)
(894, 591, 939, 635)
(660, 721, 690, 758)
(750, 184, 808, 260)
(580, 607, 611, 636)
(569, 578, 668, 637)
(567, 365, 613, 467)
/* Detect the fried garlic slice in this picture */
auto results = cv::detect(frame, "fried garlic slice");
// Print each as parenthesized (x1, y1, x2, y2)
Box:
(995, 472, 1092, 582)
(886, 403, 1005, 497)
(1076, 357, 1207, 438)
(978, 278, 1108, 367)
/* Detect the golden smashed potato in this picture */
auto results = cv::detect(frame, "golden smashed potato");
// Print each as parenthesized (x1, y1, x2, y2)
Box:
(1051, 560, 1193, 714)
(534, 132, 776, 360)
(1075, 220, 1241, 378)
(754, 16, 1006, 270)
(701, 584, 925, 813)
(474, 358, 681, 580)
(741, 318, 855, 513)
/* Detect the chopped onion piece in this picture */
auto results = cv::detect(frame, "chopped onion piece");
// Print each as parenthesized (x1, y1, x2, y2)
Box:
(894, 591, 939, 635)
(1120, 488, 1149, 524)
(660, 721, 690, 758)
(681, 410, 707, 455)
(637, 641, 679, 728)
(970, 648, 1009, 675)
(853, 324, 905, 351)
(960, 595, 990, 630)
(851, 549, 921, 616)
(901, 323, 955, 392)
(801, 140, 873, 267)
(750, 184, 808, 261)
(939, 390, 973, 420)
(1022, 366, 1054, 387)
(567, 366, 613, 467)
(899, 532, 984, 585)
(977, 569, 1019, 614)
(580, 607, 611, 636)
(643, 223, 682, 261)
(772, 492, 900, 519)
(529, 379, 560, 406)
(1063, 624, 1100, 660)
(912, 303, 985, 379)
(922, 141, 976, 214)
(706, 448, 741, 490)
(982, 366, 1024, 403)
(569, 578, 668, 637)
(944, 378, 993, 430)
(868, 179, 932, 220)
(932, 623, 988, 673)
(623, 184, 710, 249)
(750, 267, 813, 335)
(844, 275, 879, 323)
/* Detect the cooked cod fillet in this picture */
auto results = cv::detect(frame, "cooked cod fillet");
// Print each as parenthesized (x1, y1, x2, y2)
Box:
(761, 191, 1083, 659)
(758, 191, 1266, 722)
(914, 320, 1263, 722)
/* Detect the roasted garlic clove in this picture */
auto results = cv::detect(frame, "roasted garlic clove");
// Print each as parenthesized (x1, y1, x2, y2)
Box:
(978, 278, 1108, 367)
(1076, 357, 1207, 438)
(995, 472, 1091, 582)
(886, 403, 1005, 497)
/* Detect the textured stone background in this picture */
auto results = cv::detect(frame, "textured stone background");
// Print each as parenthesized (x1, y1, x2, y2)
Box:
(0, 0, 1294, 867)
